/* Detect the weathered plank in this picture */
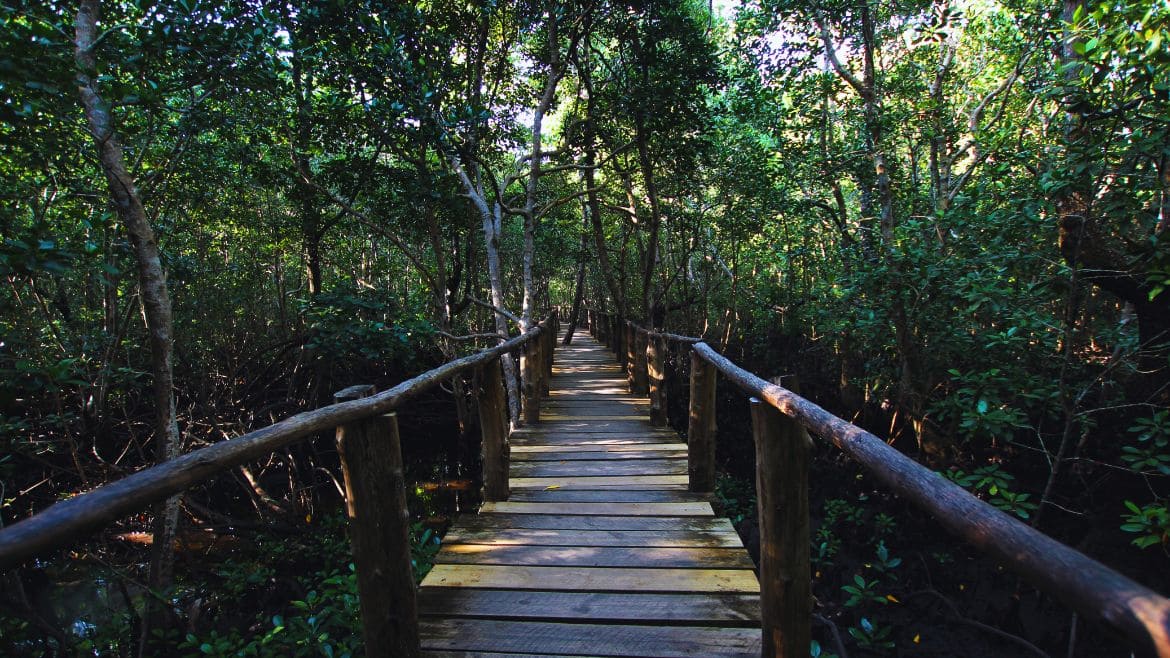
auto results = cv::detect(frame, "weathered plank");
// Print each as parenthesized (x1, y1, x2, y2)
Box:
(424, 564, 759, 593)
(417, 590, 761, 626)
(510, 475, 689, 489)
(512, 447, 687, 460)
(527, 421, 667, 433)
(479, 501, 711, 517)
(511, 442, 685, 452)
(509, 459, 687, 479)
(419, 619, 761, 657)
(455, 514, 731, 532)
(434, 545, 754, 569)
(442, 528, 744, 548)
(506, 489, 709, 503)
(510, 434, 679, 447)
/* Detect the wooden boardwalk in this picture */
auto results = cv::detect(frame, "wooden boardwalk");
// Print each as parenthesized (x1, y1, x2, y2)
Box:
(417, 333, 762, 657)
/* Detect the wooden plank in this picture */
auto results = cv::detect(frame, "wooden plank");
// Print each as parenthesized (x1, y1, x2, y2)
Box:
(442, 528, 744, 549)
(538, 414, 647, 421)
(511, 443, 685, 454)
(531, 421, 663, 433)
(507, 489, 709, 503)
(417, 590, 761, 626)
(510, 459, 687, 478)
(418, 618, 761, 657)
(510, 434, 678, 447)
(513, 449, 688, 462)
(510, 475, 689, 489)
(456, 514, 732, 532)
(421, 646, 589, 650)
(545, 393, 645, 401)
(479, 501, 710, 517)
(423, 564, 760, 593)
(434, 544, 755, 569)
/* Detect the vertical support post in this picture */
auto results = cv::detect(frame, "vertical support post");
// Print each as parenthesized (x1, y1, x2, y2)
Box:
(522, 338, 540, 424)
(687, 351, 717, 493)
(625, 323, 637, 392)
(542, 323, 553, 396)
(478, 359, 509, 501)
(648, 334, 668, 426)
(633, 328, 649, 395)
(614, 316, 625, 363)
(750, 397, 811, 658)
(333, 386, 419, 658)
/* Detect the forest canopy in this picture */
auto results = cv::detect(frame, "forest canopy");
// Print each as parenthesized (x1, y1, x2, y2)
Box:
(1, 0, 1168, 655)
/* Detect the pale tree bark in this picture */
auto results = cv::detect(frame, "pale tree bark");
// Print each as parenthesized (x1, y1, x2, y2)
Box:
(448, 154, 524, 426)
(74, 0, 181, 651)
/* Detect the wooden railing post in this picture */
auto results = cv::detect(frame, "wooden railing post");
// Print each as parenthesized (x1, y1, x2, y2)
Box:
(750, 397, 811, 658)
(648, 334, 668, 426)
(542, 322, 553, 396)
(633, 328, 649, 395)
(613, 316, 624, 361)
(522, 337, 540, 424)
(478, 359, 510, 501)
(333, 385, 419, 658)
(687, 351, 717, 493)
(625, 323, 637, 391)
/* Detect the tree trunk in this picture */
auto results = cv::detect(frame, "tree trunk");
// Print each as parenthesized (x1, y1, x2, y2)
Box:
(563, 212, 589, 345)
(483, 204, 523, 426)
(74, 1, 181, 652)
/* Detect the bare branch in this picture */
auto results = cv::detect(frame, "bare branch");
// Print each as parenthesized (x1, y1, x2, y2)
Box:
(816, 15, 867, 97)
(535, 187, 603, 220)
(437, 331, 506, 342)
(469, 297, 521, 325)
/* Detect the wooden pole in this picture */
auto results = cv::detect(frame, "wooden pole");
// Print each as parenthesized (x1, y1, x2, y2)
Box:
(614, 316, 625, 363)
(522, 339, 540, 424)
(751, 397, 811, 658)
(633, 328, 649, 395)
(333, 386, 419, 658)
(687, 350, 717, 493)
(626, 323, 638, 392)
(478, 359, 510, 501)
(648, 334, 667, 426)
(542, 323, 553, 396)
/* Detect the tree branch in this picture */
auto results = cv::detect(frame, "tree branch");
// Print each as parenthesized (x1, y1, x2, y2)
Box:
(468, 297, 521, 325)
(816, 15, 868, 98)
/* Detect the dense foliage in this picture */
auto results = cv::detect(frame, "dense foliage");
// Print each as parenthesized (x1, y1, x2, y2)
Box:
(1, 0, 1168, 655)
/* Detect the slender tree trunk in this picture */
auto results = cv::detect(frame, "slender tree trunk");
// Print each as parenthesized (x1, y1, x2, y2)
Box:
(75, 1, 181, 652)
(634, 115, 662, 322)
(563, 210, 589, 345)
(289, 26, 323, 296)
(483, 203, 523, 426)
(573, 30, 625, 317)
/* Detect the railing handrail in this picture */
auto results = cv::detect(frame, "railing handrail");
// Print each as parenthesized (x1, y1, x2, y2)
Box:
(0, 321, 550, 572)
(686, 341, 1170, 656)
(583, 305, 1168, 654)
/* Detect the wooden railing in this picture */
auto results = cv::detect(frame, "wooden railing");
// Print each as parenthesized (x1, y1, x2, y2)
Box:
(583, 309, 1170, 658)
(0, 313, 559, 658)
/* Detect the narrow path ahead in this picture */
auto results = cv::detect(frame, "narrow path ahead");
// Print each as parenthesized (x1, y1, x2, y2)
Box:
(417, 333, 762, 657)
